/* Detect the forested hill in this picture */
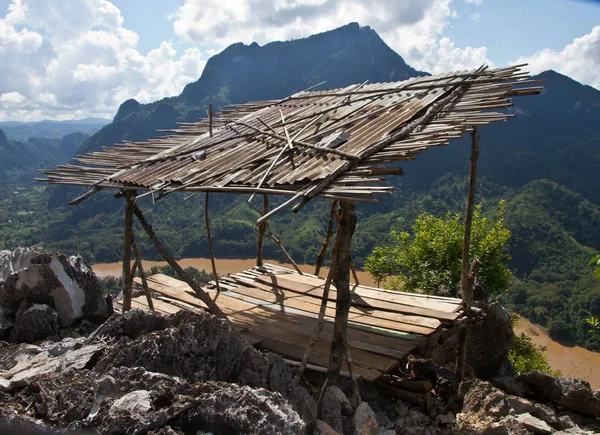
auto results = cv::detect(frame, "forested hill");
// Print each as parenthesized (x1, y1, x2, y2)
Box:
(0, 130, 89, 182)
(73, 23, 426, 159)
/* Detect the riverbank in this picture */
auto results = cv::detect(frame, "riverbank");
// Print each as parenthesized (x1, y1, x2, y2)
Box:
(92, 257, 378, 287)
(515, 316, 600, 389)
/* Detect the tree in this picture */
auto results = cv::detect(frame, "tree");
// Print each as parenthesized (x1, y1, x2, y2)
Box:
(364, 201, 511, 294)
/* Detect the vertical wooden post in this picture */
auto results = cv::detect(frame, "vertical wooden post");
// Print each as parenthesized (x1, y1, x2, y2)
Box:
(327, 200, 356, 384)
(315, 200, 337, 276)
(205, 192, 220, 294)
(456, 127, 480, 380)
(256, 195, 268, 267)
(132, 203, 227, 319)
(460, 127, 479, 313)
(131, 235, 155, 312)
(121, 190, 135, 311)
(208, 103, 213, 138)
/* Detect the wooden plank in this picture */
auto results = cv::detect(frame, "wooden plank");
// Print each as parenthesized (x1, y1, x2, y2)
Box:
(230, 274, 443, 328)
(226, 278, 438, 335)
(144, 274, 415, 367)
(254, 274, 459, 321)
(149, 274, 419, 350)
(243, 333, 382, 381)
(276, 272, 460, 312)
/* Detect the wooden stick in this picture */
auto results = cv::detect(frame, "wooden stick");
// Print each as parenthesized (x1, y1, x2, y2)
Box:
(460, 126, 480, 313)
(131, 234, 155, 312)
(339, 317, 362, 404)
(208, 103, 213, 138)
(265, 223, 303, 275)
(205, 192, 221, 296)
(132, 203, 227, 319)
(256, 195, 268, 267)
(327, 201, 356, 384)
(351, 259, 360, 286)
(121, 190, 135, 311)
(315, 200, 337, 276)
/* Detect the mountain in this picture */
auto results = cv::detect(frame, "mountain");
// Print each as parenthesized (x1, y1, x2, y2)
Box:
(0, 118, 108, 142)
(0, 130, 89, 182)
(74, 23, 426, 158)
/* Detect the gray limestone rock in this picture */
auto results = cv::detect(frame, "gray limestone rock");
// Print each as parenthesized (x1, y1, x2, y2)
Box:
(9, 302, 59, 343)
(353, 402, 379, 435)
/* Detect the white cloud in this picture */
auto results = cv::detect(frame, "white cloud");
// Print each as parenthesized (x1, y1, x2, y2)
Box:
(514, 26, 600, 89)
(465, 0, 483, 5)
(171, 0, 492, 75)
(0, 0, 206, 121)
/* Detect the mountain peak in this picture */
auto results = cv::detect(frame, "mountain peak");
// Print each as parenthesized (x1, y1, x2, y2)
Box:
(0, 129, 9, 149)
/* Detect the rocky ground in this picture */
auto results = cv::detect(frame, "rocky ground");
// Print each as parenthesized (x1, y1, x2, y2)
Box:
(1, 247, 599, 434)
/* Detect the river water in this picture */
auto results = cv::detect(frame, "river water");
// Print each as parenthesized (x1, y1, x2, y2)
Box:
(92, 257, 378, 286)
(92, 259, 600, 389)
(515, 316, 600, 389)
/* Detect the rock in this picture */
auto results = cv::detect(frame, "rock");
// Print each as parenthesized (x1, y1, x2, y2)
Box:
(394, 401, 409, 418)
(0, 305, 13, 335)
(518, 371, 600, 418)
(0, 338, 105, 391)
(461, 379, 513, 419)
(321, 385, 353, 433)
(86, 307, 168, 341)
(466, 302, 513, 380)
(506, 396, 559, 427)
(353, 402, 379, 435)
(377, 429, 395, 435)
(493, 376, 530, 397)
(93, 310, 317, 424)
(515, 413, 553, 434)
(181, 382, 306, 435)
(0, 248, 107, 327)
(109, 389, 152, 416)
(314, 419, 341, 435)
(407, 409, 430, 426)
(456, 414, 529, 434)
(436, 412, 456, 425)
(9, 302, 59, 343)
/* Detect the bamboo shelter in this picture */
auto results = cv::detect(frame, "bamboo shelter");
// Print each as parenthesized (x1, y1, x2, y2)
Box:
(39, 65, 541, 383)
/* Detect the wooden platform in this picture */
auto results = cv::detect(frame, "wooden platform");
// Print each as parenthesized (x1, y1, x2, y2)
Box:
(118, 264, 463, 381)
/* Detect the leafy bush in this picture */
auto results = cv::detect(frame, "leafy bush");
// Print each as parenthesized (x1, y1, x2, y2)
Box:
(365, 201, 511, 294)
(508, 331, 561, 376)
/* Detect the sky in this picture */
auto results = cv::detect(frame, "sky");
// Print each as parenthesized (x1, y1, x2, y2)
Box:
(0, 0, 599, 122)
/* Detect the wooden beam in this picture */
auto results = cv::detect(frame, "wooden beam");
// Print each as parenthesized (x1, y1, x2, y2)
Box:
(315, 200, 337, 276)
(205, 192, 221, 295)
(121, 190, 135, 311)
(266, 223, 303, 275)
(256, 195, 268, 267)
(132, 203, 227, 319)
(460, 127, 480, 313)
(327, 200, 356, 383)
(131, 234, 155, 312)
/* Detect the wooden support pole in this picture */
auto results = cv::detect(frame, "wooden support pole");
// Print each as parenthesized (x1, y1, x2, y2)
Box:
(266, 223, 303, 275)
(131, 234, 155, 312)
(256, 195, 268, 267)
(132, 203, 227, 319)
(205, 192, 221, 295)
(460, 126, 480, 313)
(327, 201, 356, 384)
(315, 200, 337, 276)
(121, 190, 135, 311)
(456, 126, 480, 380)
(351, 259, 360, 287)
(208, 103, 213, 138)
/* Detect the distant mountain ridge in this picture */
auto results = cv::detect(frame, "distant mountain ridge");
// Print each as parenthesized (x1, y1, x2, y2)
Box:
(0, 119, 108, 142)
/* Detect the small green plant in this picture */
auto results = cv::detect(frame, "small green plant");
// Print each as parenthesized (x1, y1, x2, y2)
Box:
(586, 316, 599, 335)
(508, 314, 561, 376)
(590, 254, 600, 279)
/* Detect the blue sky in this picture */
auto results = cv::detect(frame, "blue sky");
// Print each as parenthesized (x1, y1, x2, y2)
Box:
(0, 0, 598, 121)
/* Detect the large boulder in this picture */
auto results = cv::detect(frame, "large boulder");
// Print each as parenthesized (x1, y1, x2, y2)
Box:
(0, 247, 107, 327)
(9, 302, 59, 343)
(517, 371, 600, 418)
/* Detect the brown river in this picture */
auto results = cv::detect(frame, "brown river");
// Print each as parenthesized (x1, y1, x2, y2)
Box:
(92, 259, 600, 389)
(92, 257, 378, 286)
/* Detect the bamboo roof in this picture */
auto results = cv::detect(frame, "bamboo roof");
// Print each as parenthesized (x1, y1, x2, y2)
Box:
(39, 65, 541, 218)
